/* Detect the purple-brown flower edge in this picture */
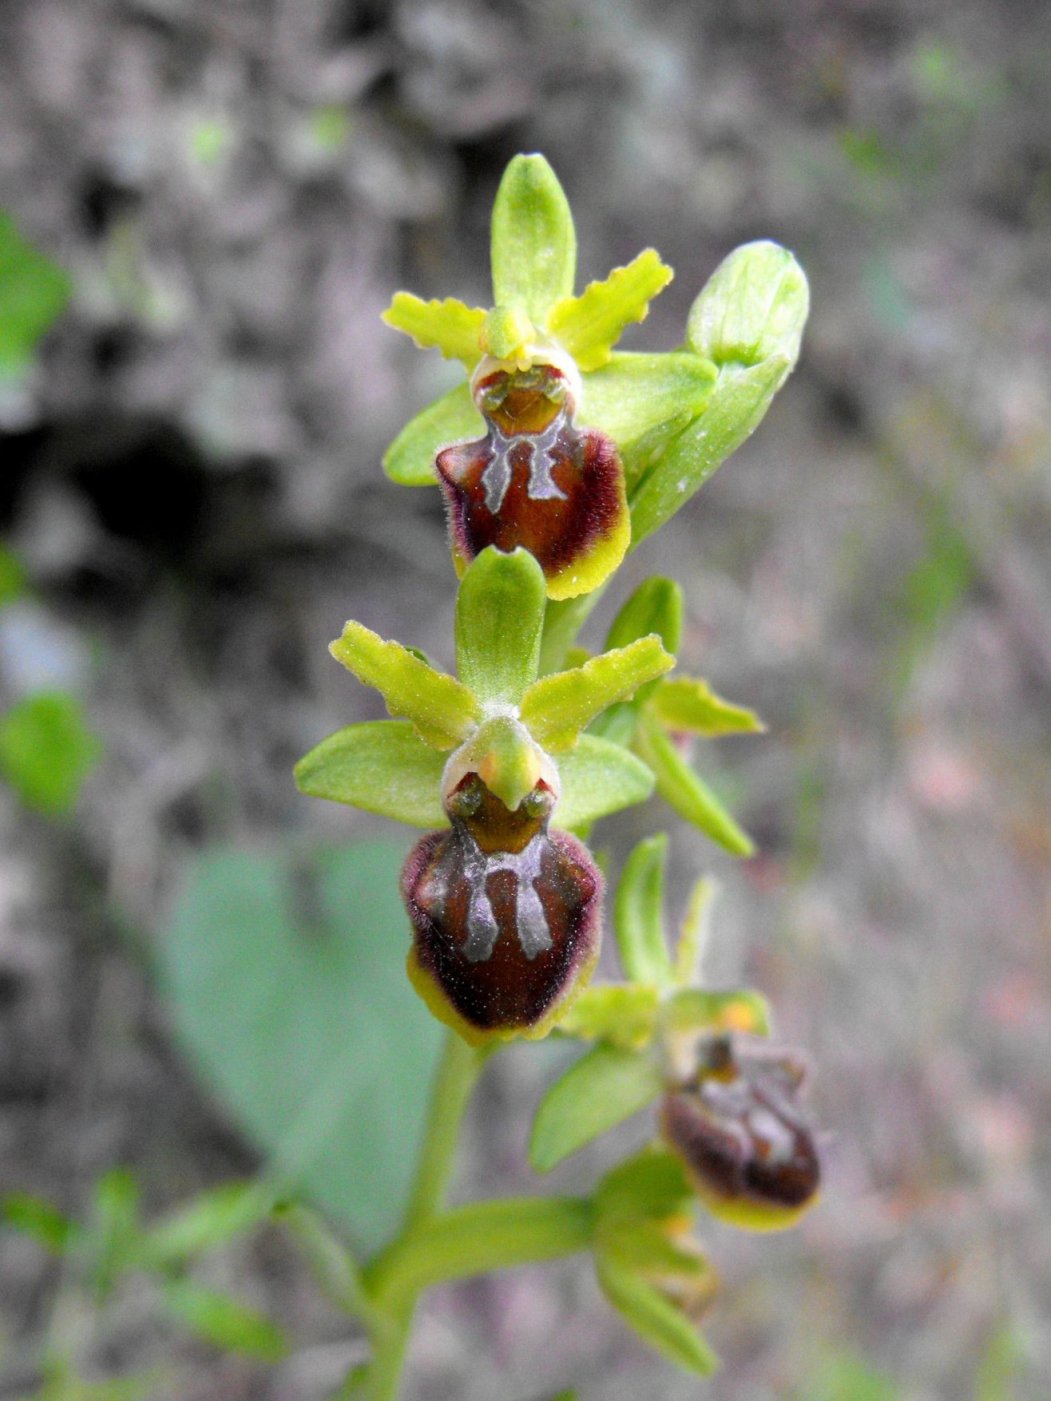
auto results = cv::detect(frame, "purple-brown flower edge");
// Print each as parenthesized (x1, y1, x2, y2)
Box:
(661, 1033, 821, 1231)
(403, 773, 602, 1044)
(435, 362, 629, 601)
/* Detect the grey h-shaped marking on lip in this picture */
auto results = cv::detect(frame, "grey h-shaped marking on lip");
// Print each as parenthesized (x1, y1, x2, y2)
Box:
(462, 834, 554, 963)
(479, 414, 570, 515)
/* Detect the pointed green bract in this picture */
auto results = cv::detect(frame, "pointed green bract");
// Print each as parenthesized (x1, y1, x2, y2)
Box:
(294, 721, 448, 828)
(548, 249, 674, 371)
(554, 736, 655, 830)
(614, 835, 674, 986)
(381, 294, 486, 368)
(650, 676, 765, 736)
(455, 548, 545, 705)
(605, 577, 684, 655)
(673, 875, 717, 987)
(577, 352, 715, 459)
(522, 637, 674, 751)
(636, 712, 755, 856)
(330, 621, 479, 748)
(383, 382, 483, 487)
(529, 1044, 664, 1173)
(596, 1258, 718, 1376)
(556, 984, 660, 1049)
(490, 154, 576, 324)
(686, 240, 808, 371)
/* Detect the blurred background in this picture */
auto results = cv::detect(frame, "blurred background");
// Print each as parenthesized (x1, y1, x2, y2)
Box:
(1, 0, 1050, 1397)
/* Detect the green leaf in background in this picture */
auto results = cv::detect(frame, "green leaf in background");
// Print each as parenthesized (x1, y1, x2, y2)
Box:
(2, 1192, 80, 1255)
(522, 637, 674, 751)
(490, 154, 576, 325)
(330, 621, 479, 748)
(141, 1182, 273, 1268)
(0, 211, 72, 376)
(635, 711, 755, 857)
(294, 720, 447, 828)
(0, 544, 27, 607)
(613, 834, 674, 986)
(454, 547, 545, 705)
(89, 1168, 142, 1296)
(383, 381, 483, 487)
(161, 842, 442, 1254)
(530, 1043, 664, 1173)
(162, 1279, 288, 1363)
(554, 735, 655, 831)
(801, 1352, 901, 1401)
(0, 691, 100, 815)
(548, 249, 673, 371)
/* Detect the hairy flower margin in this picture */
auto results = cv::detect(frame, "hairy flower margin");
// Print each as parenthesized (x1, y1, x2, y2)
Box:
(296, 153, 819, 1375)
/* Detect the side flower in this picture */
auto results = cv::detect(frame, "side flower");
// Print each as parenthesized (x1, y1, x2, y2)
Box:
(295, 547, 673, 1044)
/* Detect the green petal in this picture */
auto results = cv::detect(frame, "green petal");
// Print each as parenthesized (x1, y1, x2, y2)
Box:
(522, 637, 674, 751)
(294, 720, 448, 827)
(529, 1043, 664, 1173)
(548, 249, 673, 371)
(577, 351, 716, 469)
(686, 240, 808, 370)
(649, 676, 764, 737)
(613, 835, 674, 987)
(455, 547, 545, 706)
(555, 736, 655, 830)
(629, 242, 808, 547)
(556, 983, 661, 1050)
(596, 1258, 719, 1376)
(383, 382, 483, 487)
(381, 293, 486, 368)
(490, 154, 576, 323)
(635, 713, 755, 857)
(330, 622, 479, 749)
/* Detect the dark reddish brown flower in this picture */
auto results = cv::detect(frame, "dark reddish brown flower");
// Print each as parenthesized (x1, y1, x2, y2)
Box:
(660, 1034, 821, 1231)
(435, 361, 629, 601)
(403, 768, 602, 1044)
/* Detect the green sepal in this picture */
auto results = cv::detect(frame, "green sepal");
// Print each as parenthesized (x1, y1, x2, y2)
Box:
(628, 241, 808, 547)
(635, 712, 755, 857)
(595, 1145, 693, 1223)
(548, 249, 674, 371)
(522, 637, 674, 751)
(613, 834, 675, 986)
(556, 983, 661, 1050)
(686, 240, 808, 372)
(650, 675, 764, 737)
(595, 1256, 718, 1377)
(662, 986, 772, 1039)
(555, 736, 655, 830)
(381, 293, 486, 368)
(577, 351, 715, 464)
(383, 382, 483, 487)
(529, 1043, 664, 1173)
(330, 621, 479, 748)
(455, 547, 545, 705)
(490, 154, 576, 324)
(294, 720, 448, 828)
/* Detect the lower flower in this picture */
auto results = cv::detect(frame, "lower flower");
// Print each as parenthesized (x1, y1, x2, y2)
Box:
(660, 1033, 821, 1231)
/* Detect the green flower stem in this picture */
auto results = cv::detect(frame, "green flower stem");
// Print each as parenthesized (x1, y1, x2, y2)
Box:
(405, 1031, 492, 1229)
(365, 1197, 595, 1312)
